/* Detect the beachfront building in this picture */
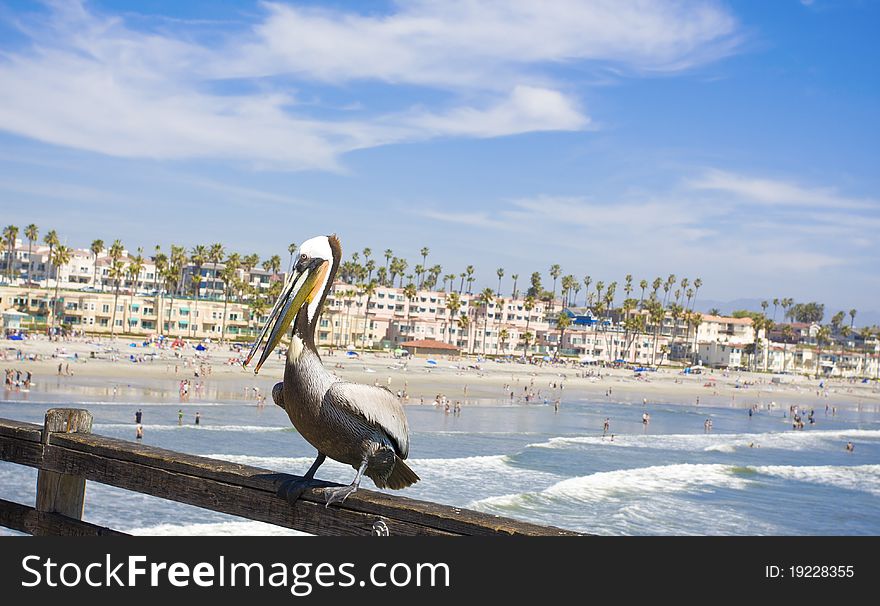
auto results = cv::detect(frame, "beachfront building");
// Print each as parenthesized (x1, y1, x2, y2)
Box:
(0, 286, 254, 340)
(319, 282, 551, 354)
(696, 341, 747, 369)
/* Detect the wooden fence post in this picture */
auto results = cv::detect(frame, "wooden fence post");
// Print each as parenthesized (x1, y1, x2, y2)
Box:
(35, 409, 93, 531)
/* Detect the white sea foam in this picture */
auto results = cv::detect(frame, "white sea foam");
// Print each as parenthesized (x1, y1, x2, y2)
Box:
(752, 464, 880, 496)
(474, 463, 751, 510)
(128, 521, 308, 536)
(526, 429, 880, 453)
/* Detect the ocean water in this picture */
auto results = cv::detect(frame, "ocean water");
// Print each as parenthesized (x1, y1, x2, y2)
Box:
(1, 378, 879, 536)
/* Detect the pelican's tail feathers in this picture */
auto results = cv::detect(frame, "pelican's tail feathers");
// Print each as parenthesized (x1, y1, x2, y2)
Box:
(378, 457, 420, 490)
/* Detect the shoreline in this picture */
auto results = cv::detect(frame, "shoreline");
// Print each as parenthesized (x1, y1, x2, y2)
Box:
(3, 336, 879, 413)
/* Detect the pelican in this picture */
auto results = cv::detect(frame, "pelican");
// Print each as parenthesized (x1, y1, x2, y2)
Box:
(244, 235, 419, 506)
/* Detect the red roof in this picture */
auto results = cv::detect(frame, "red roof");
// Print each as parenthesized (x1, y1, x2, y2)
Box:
(399, 339, 459, 350)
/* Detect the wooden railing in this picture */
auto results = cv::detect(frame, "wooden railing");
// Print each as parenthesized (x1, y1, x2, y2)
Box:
(0, 409, 579, 537)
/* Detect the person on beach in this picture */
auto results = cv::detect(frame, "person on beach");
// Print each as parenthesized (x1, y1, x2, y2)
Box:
(178, 409, 183, 426)
(135, 408, 143, 424)
(136, 424, 143, 440)
(195, 412, 201, 425)
(603, 418, 610, 435)
(845, 441, 854, 453)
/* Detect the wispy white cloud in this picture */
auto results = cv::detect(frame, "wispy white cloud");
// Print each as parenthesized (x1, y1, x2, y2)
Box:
(235, 0, 742, 86)
(687, 169, 877, 210)
(0, 1, 741, 170)
(416, 170, 871, 281)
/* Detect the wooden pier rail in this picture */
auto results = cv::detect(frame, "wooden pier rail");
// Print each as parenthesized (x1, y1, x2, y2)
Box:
(0, 408, 580, 537)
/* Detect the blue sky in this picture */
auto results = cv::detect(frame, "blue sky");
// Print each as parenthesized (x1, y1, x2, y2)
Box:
(0, 1, 877, 316)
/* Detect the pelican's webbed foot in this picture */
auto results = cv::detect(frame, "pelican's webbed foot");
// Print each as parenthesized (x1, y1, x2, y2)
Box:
(277, 477, 322, 505)
(277, 452, 326, 505)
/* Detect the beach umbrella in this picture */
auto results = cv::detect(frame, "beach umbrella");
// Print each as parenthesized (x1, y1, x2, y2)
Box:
(195, 344, 207, 351)
(346, 350, 359, 357)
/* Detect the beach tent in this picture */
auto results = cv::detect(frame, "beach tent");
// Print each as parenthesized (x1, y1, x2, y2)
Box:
(425, 359, 437, 366)
(195, 344, 207, 351)
(345, 350, 359, 357)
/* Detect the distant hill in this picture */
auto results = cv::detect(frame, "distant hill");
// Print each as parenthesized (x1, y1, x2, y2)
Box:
(693, 298, 880, 328)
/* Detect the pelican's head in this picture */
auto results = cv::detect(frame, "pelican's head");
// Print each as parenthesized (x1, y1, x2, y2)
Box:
(244, 235, 339, 374)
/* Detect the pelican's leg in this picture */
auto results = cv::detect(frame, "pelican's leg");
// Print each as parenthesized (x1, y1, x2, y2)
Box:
(324, 459, 367, 507)
(277, 452, 326, 505)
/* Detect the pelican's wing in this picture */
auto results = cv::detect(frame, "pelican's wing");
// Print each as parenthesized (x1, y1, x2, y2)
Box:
(323, 382, 410, 458)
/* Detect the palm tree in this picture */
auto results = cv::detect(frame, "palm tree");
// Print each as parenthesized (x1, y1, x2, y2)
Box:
(220, 254, 240, 343)
(420, 247, 429, 274)
(523, 295, 536, 356)
(414, 264, 424, 288)
(708, 308, 721, 316)
(690, 278, 702, 311)
(651, 277, 662, 302)
(456, 314, 470, 352)
(264, 254, 281, 275)
(465, 265, 475, 294)
(208, 243, 225, 298)
(815, 325, 831, 379)
(494, 297, 506, 355)
(648, 300, 665, 367)
(446, 292, 462, 345)
(189, 274, 204, 337)
(638, 279, 648, 307)
(510, 273, 519, 299)
(859, 327, 873, 376)
(781, 325, 794, 372)
(849, 309, 857, 330)
(190, 245, 207, 298)
(781, 297, 793, 322)
(772, 298, 780, 322)
(549, 264, 561, 310)
(403, 282, 418, 343)
(477, 288, 494, 355)
(555, 313, 571, 359)
(583, 275, 592, 307)
(108, 259, 125, 336)
(2, 225, 18, 282)
(761, 300, 769, 317)
(496, 267, 504, 295)
(383, 249, 393, 277)
(90, 239, 104, 290)
(170, 245, 188, 296)
(287, 242, 298, 272)
(520, 331, 533, 357)
(499, 328, 509, 356)
(458, 272, 466, 294)
(49, 245, 72, 330)
(41, 230, 59, 289)
(396, 258, 409, 288)
(127, 250, 145, 294)
(360, 280, 377, 351)
(24, 224, 38, 285)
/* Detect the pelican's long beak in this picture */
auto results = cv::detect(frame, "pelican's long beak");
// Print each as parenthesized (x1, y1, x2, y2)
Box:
(243, 259, 328, 374)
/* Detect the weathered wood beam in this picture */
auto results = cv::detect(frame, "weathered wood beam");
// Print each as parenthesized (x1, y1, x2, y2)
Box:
(0, 498, 127, 536)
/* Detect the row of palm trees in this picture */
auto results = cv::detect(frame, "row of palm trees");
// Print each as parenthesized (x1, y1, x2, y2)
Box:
(5, 225, 876, 374)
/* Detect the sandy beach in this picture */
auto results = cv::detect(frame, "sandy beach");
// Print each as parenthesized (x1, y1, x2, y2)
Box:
(3, 336, 878, 413)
